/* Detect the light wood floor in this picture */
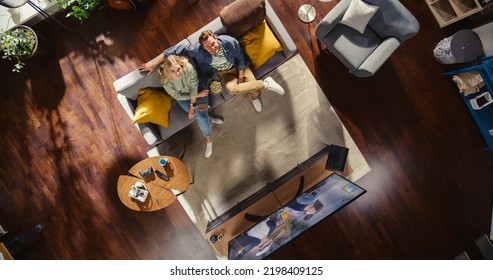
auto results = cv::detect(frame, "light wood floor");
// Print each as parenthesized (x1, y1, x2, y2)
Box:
(0, 0, 492, 259)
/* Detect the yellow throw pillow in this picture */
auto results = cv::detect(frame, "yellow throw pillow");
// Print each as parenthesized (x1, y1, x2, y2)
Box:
(240, 20, 283, 69)
(132, 87, 172, 128)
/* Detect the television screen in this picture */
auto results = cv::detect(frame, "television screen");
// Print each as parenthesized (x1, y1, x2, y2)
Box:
(228, 173, 366, 260)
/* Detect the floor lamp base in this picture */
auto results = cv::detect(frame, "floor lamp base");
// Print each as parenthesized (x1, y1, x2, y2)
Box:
(298, 4, 316, 23)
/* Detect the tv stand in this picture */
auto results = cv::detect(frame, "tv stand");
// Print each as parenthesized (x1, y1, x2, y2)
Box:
(204, 146, 354, 259)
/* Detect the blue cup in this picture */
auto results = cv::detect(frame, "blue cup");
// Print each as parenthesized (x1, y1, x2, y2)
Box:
(159, 157, 168, 167)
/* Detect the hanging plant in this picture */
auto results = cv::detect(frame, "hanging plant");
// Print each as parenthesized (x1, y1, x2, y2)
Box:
(0, 25, 38, 72)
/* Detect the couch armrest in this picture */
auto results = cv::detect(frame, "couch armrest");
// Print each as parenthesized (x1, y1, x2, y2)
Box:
(116, 94, 163, 146)
(265, 0, 296, 58)
(356, 37, 400, 77)
(113, 69, 147, 93)
(113, 68, 163, 101)
(315, 0, 351, 39)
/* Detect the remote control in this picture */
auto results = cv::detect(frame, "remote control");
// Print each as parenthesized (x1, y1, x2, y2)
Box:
(155, 170, 169, 181)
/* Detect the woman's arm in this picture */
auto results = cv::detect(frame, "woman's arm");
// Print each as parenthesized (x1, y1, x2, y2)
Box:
(188, 96, 197, 119)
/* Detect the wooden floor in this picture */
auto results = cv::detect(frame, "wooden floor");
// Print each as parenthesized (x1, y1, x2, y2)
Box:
(0, 0, 492, 260)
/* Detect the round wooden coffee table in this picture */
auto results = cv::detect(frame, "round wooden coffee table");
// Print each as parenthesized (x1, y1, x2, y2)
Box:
(117, 156, 190, 211)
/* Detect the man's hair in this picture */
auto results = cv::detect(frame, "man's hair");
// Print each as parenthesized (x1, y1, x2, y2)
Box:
(303, 200, 324, 221)
(198, 30, 216, 46)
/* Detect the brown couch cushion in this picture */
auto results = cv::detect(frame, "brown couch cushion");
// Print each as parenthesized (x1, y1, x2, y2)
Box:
(220, 0, 266, 39)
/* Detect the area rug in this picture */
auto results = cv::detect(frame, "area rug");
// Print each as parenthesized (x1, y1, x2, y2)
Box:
(149, 54, 371, 239)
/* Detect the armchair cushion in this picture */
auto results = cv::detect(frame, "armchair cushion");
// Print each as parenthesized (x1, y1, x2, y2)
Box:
(240, 20, 283, 69)
(326, 25, 381, 71)
(365, 0, 420, 41)
(340, 0, 379, 34)
(220, 0, 266, 39)
(132, 87, 173, 128)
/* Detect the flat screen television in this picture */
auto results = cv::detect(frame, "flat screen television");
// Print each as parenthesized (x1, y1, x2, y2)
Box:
(228, 172, 366, 260)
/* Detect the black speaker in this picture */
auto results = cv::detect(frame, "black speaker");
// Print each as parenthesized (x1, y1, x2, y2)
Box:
(325, 144, 349, 172)
(244, 213, 267, 223)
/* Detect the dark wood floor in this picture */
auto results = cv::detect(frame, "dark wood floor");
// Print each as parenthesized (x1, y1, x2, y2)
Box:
(1, 0, 492, 260)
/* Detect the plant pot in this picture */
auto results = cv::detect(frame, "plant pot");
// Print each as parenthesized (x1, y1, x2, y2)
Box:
(0, 24, 38, 72)
(17, 25, 38, 59)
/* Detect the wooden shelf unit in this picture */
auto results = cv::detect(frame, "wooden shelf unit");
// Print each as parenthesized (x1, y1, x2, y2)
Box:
(426, 0, 483, 28)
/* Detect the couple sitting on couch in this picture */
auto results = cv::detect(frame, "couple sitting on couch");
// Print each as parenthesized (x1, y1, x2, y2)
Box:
(139, 30, 286, 158)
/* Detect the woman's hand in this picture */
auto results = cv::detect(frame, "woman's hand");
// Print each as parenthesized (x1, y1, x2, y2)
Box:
(188, 108, 195, 119)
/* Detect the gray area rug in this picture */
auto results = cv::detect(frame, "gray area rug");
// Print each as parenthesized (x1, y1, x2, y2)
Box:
(149, 54, 371, 234)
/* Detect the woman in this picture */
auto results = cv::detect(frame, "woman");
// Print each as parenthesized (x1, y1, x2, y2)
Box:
(158, 55, 223, 158)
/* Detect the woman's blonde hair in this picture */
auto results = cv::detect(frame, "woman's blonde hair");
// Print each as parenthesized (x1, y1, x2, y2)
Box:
(158, 55, 190, 85)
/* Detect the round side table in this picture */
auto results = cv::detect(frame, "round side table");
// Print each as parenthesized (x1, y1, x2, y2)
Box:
(434, 29, 483, 64)
(450, 29, 483, 63)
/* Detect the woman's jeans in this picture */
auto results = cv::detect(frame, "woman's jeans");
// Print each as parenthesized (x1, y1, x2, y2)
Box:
(176, 95, 211, 137)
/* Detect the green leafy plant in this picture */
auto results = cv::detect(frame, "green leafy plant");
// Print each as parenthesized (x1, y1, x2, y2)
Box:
(56, 0, 101, 22)
(0, 26, 37, 73)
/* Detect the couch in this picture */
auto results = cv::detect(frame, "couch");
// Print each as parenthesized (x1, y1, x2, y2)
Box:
(113, 0, 297, 146)
(315, 0, 419, 77)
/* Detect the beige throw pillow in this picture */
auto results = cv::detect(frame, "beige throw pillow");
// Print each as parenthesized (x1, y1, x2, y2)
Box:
(340, 0, 379, 34)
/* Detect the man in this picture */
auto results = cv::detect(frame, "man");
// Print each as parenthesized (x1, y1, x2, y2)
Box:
(139, 30, 285, 112)
(229, 215, 278, 259)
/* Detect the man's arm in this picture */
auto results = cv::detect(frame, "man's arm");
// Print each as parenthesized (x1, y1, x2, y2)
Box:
(222, 36, 247, 82)
(164, 43, 194, 58)
(139, 53, 165, 75)
(230, 38, 246, 70)
(138, 43, 196, 75)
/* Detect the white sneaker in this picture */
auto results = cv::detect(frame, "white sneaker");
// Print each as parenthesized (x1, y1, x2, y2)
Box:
(264, 77, 284, 95)
(251, 97, 262, 112)
(205, 142, 213, 158)
(210, 117, 224, 124)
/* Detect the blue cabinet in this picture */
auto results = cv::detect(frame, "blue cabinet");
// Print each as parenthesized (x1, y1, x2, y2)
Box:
(444, 56, 493, 150)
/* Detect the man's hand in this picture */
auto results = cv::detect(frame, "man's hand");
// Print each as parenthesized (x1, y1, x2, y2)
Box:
(138, 62, 157, 76)
(237, 76, 246, 84)
(138, 54, 165, 76)
(197, 90, 209, 97)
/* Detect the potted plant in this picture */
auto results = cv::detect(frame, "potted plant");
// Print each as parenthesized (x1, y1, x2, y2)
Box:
(0, 25, 38, 73)
(56, 0, 102, 22)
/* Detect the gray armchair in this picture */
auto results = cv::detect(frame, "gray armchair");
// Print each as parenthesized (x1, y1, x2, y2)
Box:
(315, 0, 419, 77)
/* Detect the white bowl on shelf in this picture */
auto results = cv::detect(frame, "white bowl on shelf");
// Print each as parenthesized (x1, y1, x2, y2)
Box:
(470, 91, 493, 110)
